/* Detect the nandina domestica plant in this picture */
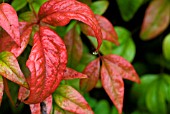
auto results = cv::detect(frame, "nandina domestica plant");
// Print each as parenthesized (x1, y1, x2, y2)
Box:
(0, 0, 140, 114)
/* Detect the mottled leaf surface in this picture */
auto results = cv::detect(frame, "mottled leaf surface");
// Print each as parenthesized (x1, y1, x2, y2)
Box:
(103, 55, 140, 83)
(0, 3, 20, 45)
(80, 58, 100, 92)
(63, 67, 87, 80)
(64, 25, 83, 68)
(101, 54, 140, 113)
(38, 0, 102, 50)
(54, 85, 93, 114)
(30, 103, 41, 114)
(0, 51, 28, 88)
(140, 0, 170, 40)
(30, 95, 52, 114)
(0, 22, 32, 57)
(101, 58, 124, 114)
(19, 26, 67, 104)
(81, 15, 119, 45)
(0, 76, 3, 105)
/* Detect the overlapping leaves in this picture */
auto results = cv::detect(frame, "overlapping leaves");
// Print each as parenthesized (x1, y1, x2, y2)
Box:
(80, 54, 140, 114)
(18, 26, 67, 104)
(38, 0, 102, 51)
(0, 1, 141, 114)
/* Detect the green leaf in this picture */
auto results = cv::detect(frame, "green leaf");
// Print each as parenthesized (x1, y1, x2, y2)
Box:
(162, 74, 170, 102)
(131, 74, 158, 107)
(163, 33, 170, 61)
(132, 74, 170, 114)
(90, 1, 109, 15)
(113, 27, 136, 62)
(84, 93, 97, 108)
(146, 80, 167, 114)
(11, 0, 27, 11)
(6, 81, 24, 114)
(78, 0, 92, 6)
(29, 0, 47, 13)
(19, 11, 37, 22)
(116, 0, 144, 21)
(0, 51, 28, 88)
(88, 26, 135, 62)
(94, 100, 110, 114)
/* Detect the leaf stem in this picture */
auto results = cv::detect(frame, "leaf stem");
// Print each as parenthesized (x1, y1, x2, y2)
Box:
(28, 1, 38, 22)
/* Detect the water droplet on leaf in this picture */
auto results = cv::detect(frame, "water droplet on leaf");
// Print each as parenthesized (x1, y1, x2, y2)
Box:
(92, 51, 98, 55)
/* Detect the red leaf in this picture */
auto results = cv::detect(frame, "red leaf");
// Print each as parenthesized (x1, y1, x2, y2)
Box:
(38, 0, 102, 50)
(54, 85, 94, 114)
(0, 3, 20, 45)
(80, 58, 100, 91)
(103, 55, 140, 83)
(0, 76, 3, 105)
(80, 15, 119, 45)
(0, 22, 32, 57)
(63, 67, 87, 80)
(29, 95, 52, 114)
(20, 26, 67, 104)
(64, 25, 83, 68)
(140, 0, 170, 40)
(101, 54, 140, 114)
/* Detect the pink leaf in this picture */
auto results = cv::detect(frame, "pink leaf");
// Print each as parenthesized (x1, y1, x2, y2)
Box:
(30, 95, 52, 114)
(30, 103, 41, 114)
(80, 15, 119, 45)
(54, 85, 93, 114)
(38, 0, 102, 51)
(80, 58, 100, 91)
(0, 22, 32, 57)
(20, 26, 67, 104)
(63, 67, 87, 80)
(0, 3, 20, 45)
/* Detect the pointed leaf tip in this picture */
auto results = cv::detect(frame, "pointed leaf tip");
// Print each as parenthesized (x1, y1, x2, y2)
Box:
(39, 0, 102, 51)
(21, 26, 67, 104)
(101, 54, 140, 113)
(63, 67, 88, 80)
(54, 85, 94, 114)
(81, 15, 119, 46)
(80, 58, 100, 92)
(0, 51, 28, 88)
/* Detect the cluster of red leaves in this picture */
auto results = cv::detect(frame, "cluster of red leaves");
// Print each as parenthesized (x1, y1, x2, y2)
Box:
(0, 0, 140, 114)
